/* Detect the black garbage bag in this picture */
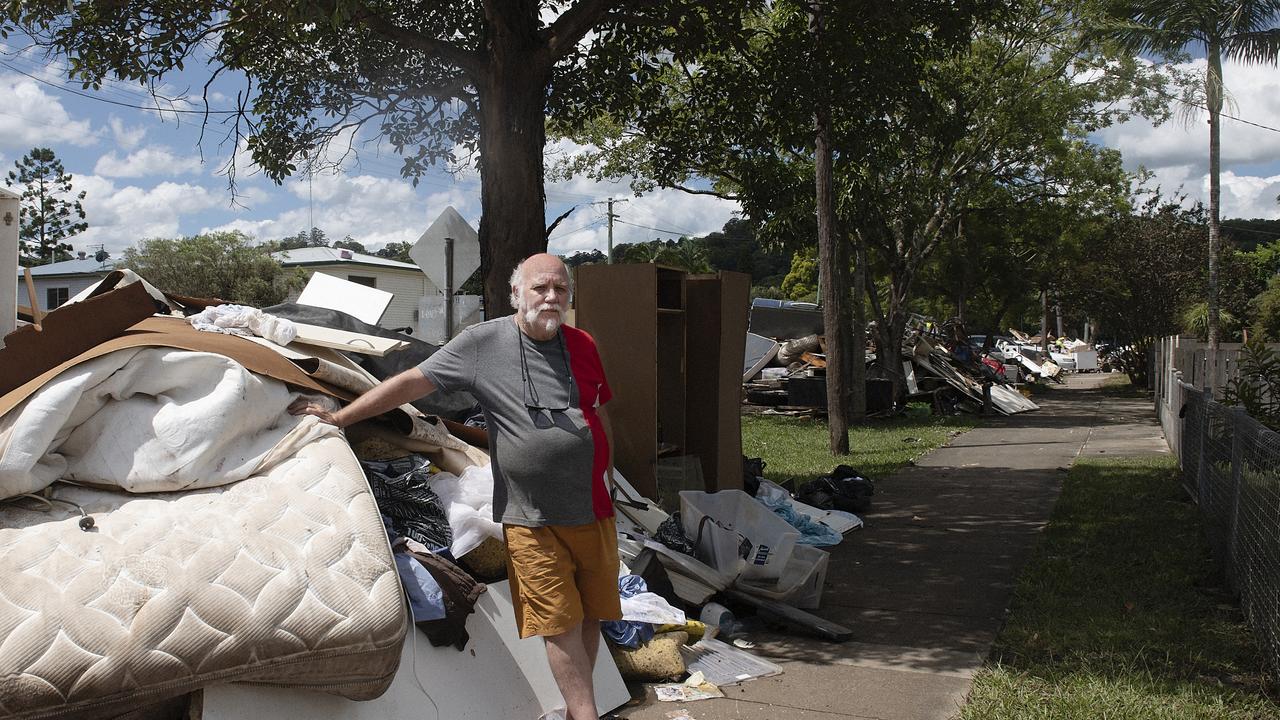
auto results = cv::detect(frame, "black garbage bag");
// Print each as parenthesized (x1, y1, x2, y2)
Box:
(655, 511, 697, 556)
(742, 456, 766, 497)
(362, 455, 453, 550)
(797, 466, 875, 514)
(262, 302, 478, 420)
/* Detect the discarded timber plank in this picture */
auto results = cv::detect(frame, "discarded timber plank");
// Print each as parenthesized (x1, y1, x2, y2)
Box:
(725, 588, 852, 642)
(22, 267, 42, 326)
(800, 351, 827, 368)
(289, 322, 409, 356)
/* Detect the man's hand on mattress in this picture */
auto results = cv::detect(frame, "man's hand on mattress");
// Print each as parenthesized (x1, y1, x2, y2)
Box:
(288, 398, 343, 427)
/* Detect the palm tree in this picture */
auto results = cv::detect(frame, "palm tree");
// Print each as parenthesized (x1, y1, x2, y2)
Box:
(1103, 0, 1280, 395)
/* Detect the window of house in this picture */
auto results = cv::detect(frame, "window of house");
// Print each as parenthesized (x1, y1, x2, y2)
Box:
(46, 287, 69, 310)
(347, 275, 377, 288)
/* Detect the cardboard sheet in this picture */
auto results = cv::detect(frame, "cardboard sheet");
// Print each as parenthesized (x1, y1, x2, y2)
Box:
(297, 271, 394, 325)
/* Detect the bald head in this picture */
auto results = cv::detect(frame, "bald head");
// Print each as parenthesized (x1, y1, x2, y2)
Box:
(510, 253, 572, 339)
(508, 253, 571, 309)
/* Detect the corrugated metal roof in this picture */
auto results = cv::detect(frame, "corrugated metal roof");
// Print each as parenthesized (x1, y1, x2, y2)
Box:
(17, 257, 117, 277)
(271, 246, 420, 271)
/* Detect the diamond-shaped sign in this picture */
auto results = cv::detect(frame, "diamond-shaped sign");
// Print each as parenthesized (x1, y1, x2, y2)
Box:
(411, 206, 480, 293)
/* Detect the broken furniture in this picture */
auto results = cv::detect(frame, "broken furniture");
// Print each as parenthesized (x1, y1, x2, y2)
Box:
(574, 264, 750, 501)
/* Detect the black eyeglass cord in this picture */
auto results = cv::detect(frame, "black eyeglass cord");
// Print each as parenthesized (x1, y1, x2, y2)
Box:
(517, 321, 573, 408)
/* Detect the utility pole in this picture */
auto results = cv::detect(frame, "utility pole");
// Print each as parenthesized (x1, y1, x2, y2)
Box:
(593, 197, 628, 263)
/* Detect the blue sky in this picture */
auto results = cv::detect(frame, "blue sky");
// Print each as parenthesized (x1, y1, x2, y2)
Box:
(1, 38, 1278, 263)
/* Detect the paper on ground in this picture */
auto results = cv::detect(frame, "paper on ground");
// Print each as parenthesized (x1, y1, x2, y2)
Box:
(681, 637, 783, 687)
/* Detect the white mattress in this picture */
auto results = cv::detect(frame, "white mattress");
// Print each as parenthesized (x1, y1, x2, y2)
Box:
(0, 350, 408, 719)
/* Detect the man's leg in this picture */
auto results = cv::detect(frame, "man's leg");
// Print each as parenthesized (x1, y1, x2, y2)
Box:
(544, 621, 598, 720)
(581, 619, 601, 665)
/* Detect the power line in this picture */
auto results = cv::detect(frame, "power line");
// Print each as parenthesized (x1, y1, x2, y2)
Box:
(0, 59, 240, 115)
(1056, 42, 1280, 135)
(613, 218, 698, 236)
(548, 219, 605, 240)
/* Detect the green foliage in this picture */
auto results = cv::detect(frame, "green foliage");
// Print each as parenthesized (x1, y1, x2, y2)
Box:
(780, 248, 817, 301)
(1098, 0, 1280, 349)
(4, 147, 87, 264)
(260, 227, 328, 253)
(119, 232, 305, 307)
(1252, 274, 1280, 338)
(558, 0, 1159, 362)
(6, 0, 758, 312)
(610, 237, 712, 273)
(1223, 335, 1280, 431)
(1060, 193, 1206, 384)
(699, 218, 791, 284)
(331, 236, 365, 253)
(1181, 301, 1239, 340)
(749, 285, 786, 300)
(375, 241, 414, 263)
(1222, 218, 1280, 253)
(562, 249, 607, 268)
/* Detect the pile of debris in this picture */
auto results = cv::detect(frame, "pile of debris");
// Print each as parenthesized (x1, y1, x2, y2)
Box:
(742, 301, 1040, 417)
(1, 272, 855, 719)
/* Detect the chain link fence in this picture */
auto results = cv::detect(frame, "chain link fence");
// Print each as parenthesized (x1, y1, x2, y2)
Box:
(1181, 384, 1280, 672)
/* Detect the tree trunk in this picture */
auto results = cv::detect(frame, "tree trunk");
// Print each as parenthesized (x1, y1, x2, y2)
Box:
(1206, 43, 1223, 396)
(814, 106, 851, 454)
(811, 0, 850, 454)
(876, 288, 907, 407)
(1040, 287, 1049, 357)
(851, 233, 867, 422)
(475, 1, 550, 319)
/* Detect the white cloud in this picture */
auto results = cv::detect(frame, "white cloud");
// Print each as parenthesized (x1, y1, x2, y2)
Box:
(73, 176, 225, 254)
(541, 138, 741, 254)
(107, 117, 147, 151)
(94, 146, 205, 177)
(0, 74, 96, 152)
(1141, 165, 1280, 219)
(205, 172, 481, 248)
(546, 188, 740, 255)
(1096, 57, 1280, 219)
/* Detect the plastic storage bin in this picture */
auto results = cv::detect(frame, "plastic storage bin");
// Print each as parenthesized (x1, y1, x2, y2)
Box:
(734, 543, 830, 609)
(680, 490, 799, 583)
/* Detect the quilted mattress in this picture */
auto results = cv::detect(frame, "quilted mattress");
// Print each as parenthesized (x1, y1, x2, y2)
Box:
(0, 352, 408, 719)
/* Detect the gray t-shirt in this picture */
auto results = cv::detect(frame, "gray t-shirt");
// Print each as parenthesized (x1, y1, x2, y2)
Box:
(417, 317, 605, 527)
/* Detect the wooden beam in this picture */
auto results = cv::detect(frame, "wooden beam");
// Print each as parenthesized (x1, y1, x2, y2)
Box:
(725, 589, 852, 642)
(22, 267, 42, 327)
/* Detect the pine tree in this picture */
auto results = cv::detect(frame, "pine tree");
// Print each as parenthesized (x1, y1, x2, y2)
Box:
(4, 148, 88, 264)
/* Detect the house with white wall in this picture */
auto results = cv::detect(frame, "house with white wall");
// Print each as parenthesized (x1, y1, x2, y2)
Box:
(273, 247, 437, 333)
(15, 253, 116, 312)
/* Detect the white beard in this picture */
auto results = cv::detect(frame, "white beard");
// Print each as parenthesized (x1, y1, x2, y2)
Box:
(523, 303, 565, 334)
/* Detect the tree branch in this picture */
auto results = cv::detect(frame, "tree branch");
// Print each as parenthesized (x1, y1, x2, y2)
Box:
(351, 4, 486, 79)
(545, 0, 621, 59)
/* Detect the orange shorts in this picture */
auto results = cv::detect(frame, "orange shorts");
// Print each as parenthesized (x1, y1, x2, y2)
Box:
(503, 516, 623, 639)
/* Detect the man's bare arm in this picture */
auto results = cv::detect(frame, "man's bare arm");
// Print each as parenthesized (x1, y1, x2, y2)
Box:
(598, 403, 616, 490)
(289, 367, 437, 428)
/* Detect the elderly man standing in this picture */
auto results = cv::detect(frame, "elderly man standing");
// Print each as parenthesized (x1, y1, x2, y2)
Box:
(290, 253, 620, 720)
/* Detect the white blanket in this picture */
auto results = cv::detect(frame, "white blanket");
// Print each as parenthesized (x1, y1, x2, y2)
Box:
(0, 347, 337, 499)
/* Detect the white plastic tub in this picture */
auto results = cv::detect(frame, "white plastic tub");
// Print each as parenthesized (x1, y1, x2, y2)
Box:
(680, 490, 798, 583)
(734, 543, 830, 609)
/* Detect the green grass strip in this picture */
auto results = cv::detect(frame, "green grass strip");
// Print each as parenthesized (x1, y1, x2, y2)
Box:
(961, 456, 1280, 720)
(740, 404, 976, 488)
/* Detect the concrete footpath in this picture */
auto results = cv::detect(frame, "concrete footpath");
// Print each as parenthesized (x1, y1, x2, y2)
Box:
(617, 373, 1169, 720)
